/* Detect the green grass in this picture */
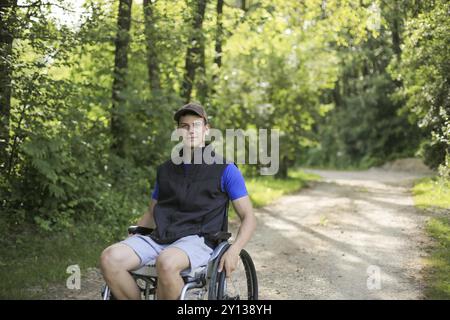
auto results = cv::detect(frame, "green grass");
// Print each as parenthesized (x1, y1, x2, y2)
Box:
(413, 177, 450, 210)
(246, 169, 320, 208)
(424, 217, 450, 299)
(0, 224, 111, 299)
(412, 177, 450, 300)
(229, 168, 321, 219)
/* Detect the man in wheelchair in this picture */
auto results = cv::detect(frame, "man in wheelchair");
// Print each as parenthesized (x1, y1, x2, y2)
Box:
(100, 103, 256, 300)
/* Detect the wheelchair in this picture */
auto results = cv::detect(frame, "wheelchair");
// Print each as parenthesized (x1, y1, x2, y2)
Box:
(101, 226, 258, 300)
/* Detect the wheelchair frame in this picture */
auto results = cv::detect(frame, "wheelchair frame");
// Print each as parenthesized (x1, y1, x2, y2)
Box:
(101, 227, 258, 300)
(102, 197, 258, 300)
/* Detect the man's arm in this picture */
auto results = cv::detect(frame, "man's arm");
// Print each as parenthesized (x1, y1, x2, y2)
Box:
(228, 195, 256, 252)
(218, 195, 256, 276)
(136, 199, 157, 229)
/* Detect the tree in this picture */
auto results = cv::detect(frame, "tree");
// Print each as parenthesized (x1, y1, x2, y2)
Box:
(214, 0, 224, 68)
(143, 0, 161, 92)
(212, 0, 341, 178)
(181, 0, 207, 103)
(111, 0, 132, 159)
(391, 0, 450, 175)
(0, 0, 17, 172)
(302, 1, 423, 169)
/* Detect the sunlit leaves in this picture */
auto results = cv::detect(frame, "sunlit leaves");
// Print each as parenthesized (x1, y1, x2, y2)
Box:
(391, 0, 450, 171)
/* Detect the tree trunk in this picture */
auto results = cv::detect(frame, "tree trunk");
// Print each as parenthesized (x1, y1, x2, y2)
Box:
(214, 0, 224, 68)
(389, 0, 403, 89)
(195, 36, 207, 104)
(210, 0, 224, 97)
(391, 12, 402, 58)
(181, 0, 207, 103)
(332, 79, 342, 108)
(275, 155, 289, 179)
(321, 0, 327, 19)
(111, 0, 132, 158)
(0, 0, 17, 172)
(241, 0, 246, 10)
(143, 0, 161, 92)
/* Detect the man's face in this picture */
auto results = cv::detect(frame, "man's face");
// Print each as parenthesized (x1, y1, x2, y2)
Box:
(178, 114, 209, 148)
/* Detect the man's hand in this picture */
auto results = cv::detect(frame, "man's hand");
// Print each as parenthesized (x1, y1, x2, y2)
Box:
(218, 246, 240, 278)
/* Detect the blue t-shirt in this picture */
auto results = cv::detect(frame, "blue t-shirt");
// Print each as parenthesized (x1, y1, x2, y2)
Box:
(151, 163, 248, 201)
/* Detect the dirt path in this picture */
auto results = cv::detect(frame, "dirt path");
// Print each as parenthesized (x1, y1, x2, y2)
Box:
(247, 168, 431, 299)
(47, 168, 431, 300)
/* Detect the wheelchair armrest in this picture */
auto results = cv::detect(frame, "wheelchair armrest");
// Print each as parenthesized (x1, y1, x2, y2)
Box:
(207, 231, 232, 242)
(128, 225, 154, 235)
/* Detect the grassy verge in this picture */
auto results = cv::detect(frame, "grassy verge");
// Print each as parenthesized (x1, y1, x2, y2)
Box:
(246, 169, 321, 208)
(228, 168, 321, 218)
(412, 177, 450, 299)
(0, 224, 115, 299)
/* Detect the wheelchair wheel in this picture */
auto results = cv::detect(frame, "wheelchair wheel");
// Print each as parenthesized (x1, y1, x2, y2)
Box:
(211, 248, 258, 300)
(101, 284, 116, 300)
(101, 277, 157, 300)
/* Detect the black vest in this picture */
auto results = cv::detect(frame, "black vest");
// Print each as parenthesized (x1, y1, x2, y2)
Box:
(150, 150, 230, 245)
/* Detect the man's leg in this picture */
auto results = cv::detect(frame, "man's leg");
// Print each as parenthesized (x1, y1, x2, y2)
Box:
(100, 243, 141, 300)
(156, 247, 190, 300)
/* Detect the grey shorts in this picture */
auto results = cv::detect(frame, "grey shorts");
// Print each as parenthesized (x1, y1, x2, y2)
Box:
(121, 234, 213, 271)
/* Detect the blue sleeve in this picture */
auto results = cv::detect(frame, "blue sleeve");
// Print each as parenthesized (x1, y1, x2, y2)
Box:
(151, 181, 159, 200)
(221, 163, 248, 201)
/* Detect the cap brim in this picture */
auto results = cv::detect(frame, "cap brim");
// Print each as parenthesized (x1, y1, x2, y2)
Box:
(174, 107, 206, 122)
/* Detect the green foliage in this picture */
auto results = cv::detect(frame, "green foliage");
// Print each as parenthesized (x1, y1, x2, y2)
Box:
(413, 177, 450, 211)
(0, 1, 156, 234)
(389, 0, 450, 174)
(212, 0, 360, 176)
(302, 2, 422, 169)
(2, 0, 446, 236)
